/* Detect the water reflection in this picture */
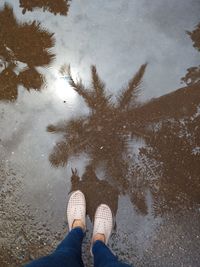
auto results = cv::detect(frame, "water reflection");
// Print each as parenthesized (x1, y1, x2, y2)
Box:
(140, 116, 200, 216)
(19, 0, 71, 16)
(47, 23, 200, 216)
(0, 4, 55, 101)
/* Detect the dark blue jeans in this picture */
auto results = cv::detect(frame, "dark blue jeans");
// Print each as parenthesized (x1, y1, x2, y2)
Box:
(24, 227, 132, 267)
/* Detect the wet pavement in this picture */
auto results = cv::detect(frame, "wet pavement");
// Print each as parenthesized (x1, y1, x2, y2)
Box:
(0, 0, 200, 266)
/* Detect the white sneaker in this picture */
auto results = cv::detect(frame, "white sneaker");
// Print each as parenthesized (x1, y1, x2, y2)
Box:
(92, 204, 113, 245)
(67, 190, 86, 231)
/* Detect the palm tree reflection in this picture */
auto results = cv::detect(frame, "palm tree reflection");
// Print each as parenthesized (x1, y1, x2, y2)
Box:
(0, 4, 55, 101)
(19, 0, 71, 16)
(48, 63, 150, 214)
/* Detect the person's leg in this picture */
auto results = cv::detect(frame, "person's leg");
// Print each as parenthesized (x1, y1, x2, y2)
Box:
(91, 204, 133, 267)
(25, 190, 86, 267)
(92, 240, 132, 267)
(25, 227, 84, 267)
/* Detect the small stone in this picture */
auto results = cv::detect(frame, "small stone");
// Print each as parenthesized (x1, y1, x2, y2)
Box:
(29, 254, 35, 260)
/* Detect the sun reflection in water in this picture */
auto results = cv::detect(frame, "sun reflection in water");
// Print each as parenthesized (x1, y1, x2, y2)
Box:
(54, 67, 78, 103)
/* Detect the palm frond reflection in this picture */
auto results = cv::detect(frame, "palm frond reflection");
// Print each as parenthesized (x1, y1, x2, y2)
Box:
(19, 0, 71, 16)
(0, 4, 55, 101)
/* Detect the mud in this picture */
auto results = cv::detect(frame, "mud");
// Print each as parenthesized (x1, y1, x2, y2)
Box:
(0, 1, 200, 266)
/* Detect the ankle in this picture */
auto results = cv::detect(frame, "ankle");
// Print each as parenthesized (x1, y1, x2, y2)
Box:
(93, 233, 105, 243)
(72, 219, 85, 230)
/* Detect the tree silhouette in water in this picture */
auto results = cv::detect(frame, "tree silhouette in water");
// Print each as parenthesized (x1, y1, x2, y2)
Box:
(48, 63, 150, 214)
(0, 4, 55, 101)
(140, 23, 200, 215)
(19, 0, 71, 16)
(140, 116, 200, 216)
